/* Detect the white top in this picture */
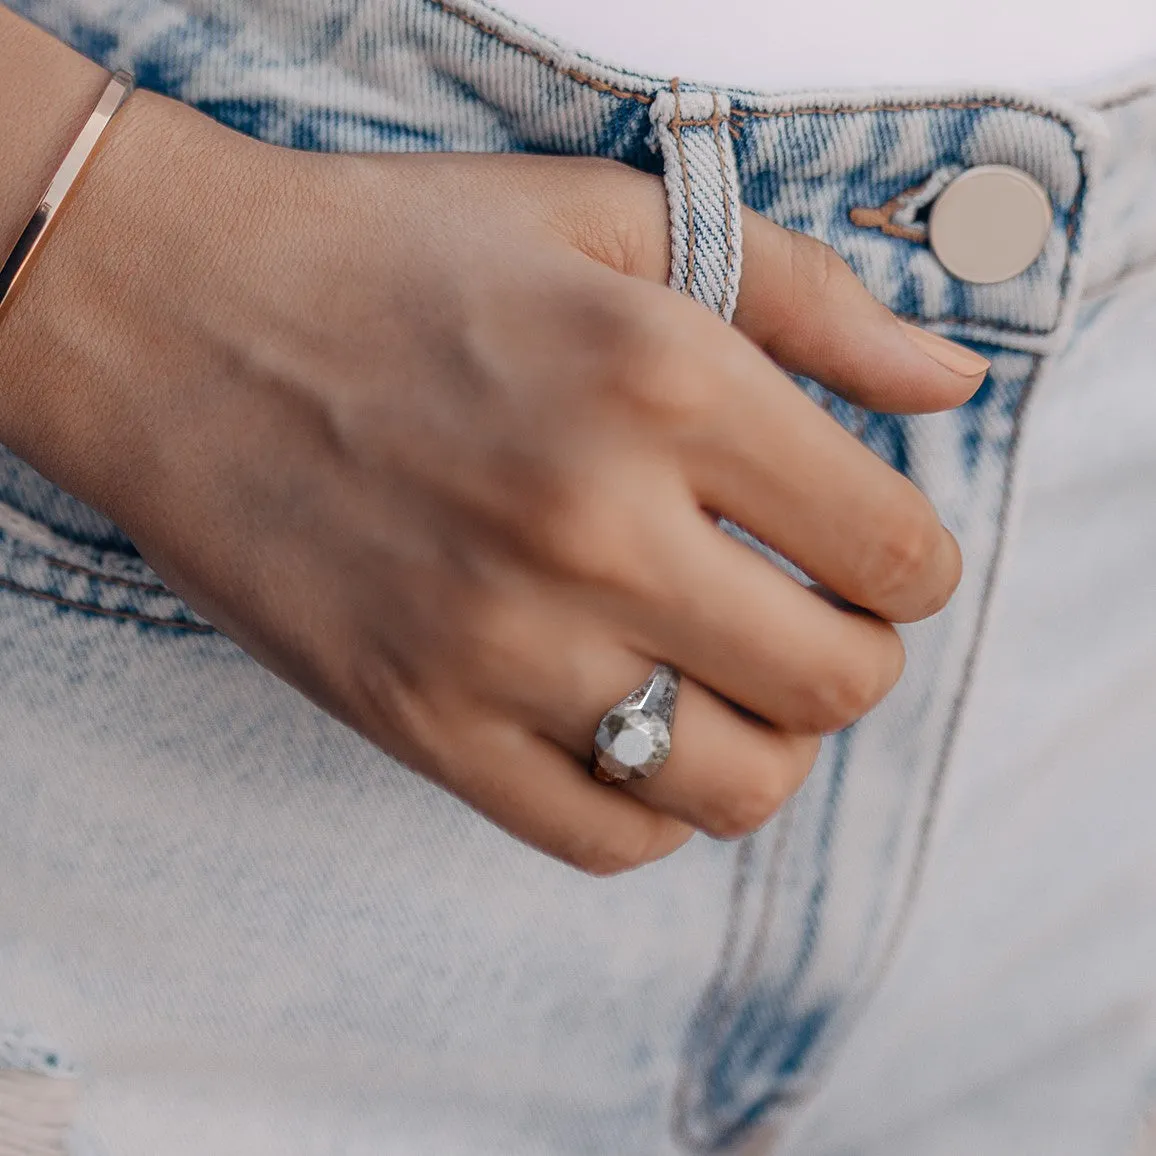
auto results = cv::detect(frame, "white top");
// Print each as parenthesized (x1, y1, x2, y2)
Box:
(496, 0, 1156, 91)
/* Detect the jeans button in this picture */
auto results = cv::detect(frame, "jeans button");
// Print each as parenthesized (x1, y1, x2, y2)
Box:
(928, 164, 1053, 283)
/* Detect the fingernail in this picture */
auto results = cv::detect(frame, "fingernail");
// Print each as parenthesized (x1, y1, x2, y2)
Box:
(899, 321, 991, 378)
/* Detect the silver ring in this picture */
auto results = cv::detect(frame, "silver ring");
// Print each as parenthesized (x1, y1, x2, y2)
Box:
(591, 663, 681, 784)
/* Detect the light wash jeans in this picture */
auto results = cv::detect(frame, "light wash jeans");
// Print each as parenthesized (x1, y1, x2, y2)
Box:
(2, 2, 1156, 1153)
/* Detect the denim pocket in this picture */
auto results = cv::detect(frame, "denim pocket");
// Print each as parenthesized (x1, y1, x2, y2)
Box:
(0, 500, 211, 634)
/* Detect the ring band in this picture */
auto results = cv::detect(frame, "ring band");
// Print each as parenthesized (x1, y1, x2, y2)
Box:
(591, 662, 681, 784)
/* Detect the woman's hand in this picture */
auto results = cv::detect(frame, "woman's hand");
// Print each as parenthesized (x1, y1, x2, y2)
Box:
(0, 90, 988, 874)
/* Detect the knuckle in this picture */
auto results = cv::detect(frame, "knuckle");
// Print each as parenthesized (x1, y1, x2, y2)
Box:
(799, 637, 902, 732)
(788, 234, 850, 304)
(858, 499, 945, 610)
(531, 486, 602, 566)
(763, 232, 857, 350)
(589, 199, 665, 279)
(558, 161, 668, 277)
(585, 289, 714, 430)
(562, 810, 684, 877)
(565, 830, 652, 877)
(805, 670, 875, 732)
(930, 530, 964, 616)
(608, 326, 711, 429)
(533, 485, 658, 597)
(781, 732, 825, 787)
(700, 777, 789, 840)
(346, 650, 459, 765)
(514, 472, 599, 562)
(453, 594, 534, 687)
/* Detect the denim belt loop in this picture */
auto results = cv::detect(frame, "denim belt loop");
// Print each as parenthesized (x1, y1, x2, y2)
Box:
(649, 83, 744, 323)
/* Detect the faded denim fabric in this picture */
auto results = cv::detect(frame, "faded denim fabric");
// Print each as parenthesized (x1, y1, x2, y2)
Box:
(1, 2, 1155, 1153)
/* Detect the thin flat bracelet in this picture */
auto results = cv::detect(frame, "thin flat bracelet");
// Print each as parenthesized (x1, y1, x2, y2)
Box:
(0, 69, 135, 318)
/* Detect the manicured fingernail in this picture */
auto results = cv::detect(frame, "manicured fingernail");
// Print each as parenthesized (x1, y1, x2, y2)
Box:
(899, 321, 991, 377)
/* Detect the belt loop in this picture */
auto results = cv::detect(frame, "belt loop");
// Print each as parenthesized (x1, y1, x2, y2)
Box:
(649, 80, 744, 323)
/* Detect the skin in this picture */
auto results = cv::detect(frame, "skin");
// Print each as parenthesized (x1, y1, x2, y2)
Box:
(0, 10, 989, 874)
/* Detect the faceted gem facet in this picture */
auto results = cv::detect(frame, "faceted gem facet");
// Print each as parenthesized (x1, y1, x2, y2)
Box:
(593, 707, 672, 783)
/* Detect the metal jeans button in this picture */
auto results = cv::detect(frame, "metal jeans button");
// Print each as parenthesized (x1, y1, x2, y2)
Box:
(928, 164, 1053, 284)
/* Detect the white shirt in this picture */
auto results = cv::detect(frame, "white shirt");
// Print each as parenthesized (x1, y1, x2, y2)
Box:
(495, 0, 1156, 91)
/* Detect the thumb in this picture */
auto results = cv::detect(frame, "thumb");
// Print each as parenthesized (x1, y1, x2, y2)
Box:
(733, 209, 989, 414)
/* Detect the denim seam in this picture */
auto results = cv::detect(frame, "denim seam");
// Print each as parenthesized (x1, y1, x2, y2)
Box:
(1092, 82, 1156, 111)
(0, 574, 215, 632)
(709, 94, 738, 312)
(653, 85, 743, 321)
(670, 799, 799, 1151)
(432, 3, 1096, 137)
(1084, 252, 1156, 300)
(671, 355, 1046, 1152)
(425, 0, 654, 105)
(731, 97, 1085, 124)
(39, 554, 168, 593)
(665, 84, 739, 304)
(776, 354, 1049, 1149)
(892, 312, 1056, 336)
(670, 81, 697, 296)
(869, 353, 1045, 984)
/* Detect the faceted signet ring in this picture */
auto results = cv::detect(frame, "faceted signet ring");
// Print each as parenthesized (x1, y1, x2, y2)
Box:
(592, 663, 681, 784)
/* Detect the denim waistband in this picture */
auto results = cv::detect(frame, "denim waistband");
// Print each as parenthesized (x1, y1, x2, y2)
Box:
(30, 0, 1153, 326)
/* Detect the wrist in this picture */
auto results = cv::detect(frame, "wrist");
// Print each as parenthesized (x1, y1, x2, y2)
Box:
(0, 83, 259, 515)
(0, 13, 111, 265)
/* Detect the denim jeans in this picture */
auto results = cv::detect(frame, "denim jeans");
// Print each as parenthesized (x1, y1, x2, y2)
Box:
(3, 2, 1156, 1153)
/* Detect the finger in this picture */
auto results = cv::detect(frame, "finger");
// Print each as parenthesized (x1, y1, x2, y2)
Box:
(625, 685, 821, 840)
(665, 301, 962, 622)
(617, 505, 908, 735)
(551, 164, 989, 414)
(732, 208, 989, 413)
(531, 649, 822, 840)
(434, 718, 694, 876)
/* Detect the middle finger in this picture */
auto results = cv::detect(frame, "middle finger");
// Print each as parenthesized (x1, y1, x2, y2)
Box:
(669, 304, 961, 623)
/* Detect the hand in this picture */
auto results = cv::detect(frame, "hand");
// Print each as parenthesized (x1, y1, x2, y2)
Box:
(0, 90, 987, 874)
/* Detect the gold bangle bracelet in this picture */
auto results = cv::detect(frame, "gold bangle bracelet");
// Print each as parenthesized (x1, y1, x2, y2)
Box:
(0, 68, 135, 319)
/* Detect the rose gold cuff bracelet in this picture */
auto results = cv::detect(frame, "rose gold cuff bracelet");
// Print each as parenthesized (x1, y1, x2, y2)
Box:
(0, 69, 135, 319)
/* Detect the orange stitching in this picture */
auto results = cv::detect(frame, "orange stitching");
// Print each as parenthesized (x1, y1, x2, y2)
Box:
(732, 97, 1066, 121)
(711, 93, 737, 313)
(667, 115, 727, 129)
(848, 174, 929, 244)
(848, 211, 926, 243)
(41, 555, 168, 593)
(0, 533, 169, 591)
(0, 575, 214, 632)
(670, 80, 697, 297)
(425, 0, 653, 105)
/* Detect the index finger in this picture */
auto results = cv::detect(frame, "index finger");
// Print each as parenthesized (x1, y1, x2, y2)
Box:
(733, 208, 990, 413)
